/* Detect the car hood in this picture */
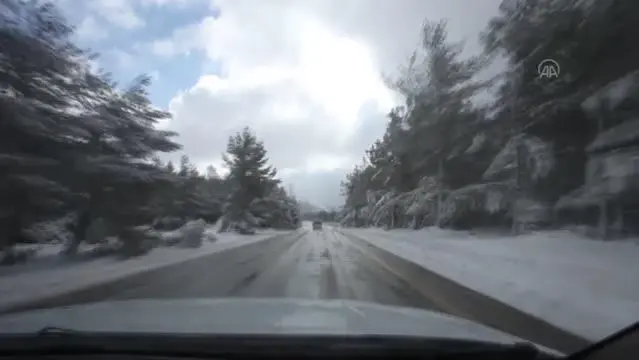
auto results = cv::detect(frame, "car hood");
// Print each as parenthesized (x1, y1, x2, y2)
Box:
(0, 298, 552, 350)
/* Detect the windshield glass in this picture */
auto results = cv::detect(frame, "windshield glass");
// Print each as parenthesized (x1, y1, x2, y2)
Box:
(1, 0, 637, 356)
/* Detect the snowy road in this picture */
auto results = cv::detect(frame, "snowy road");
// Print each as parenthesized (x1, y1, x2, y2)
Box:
(101, 228, 436, 310)
(6, 226, 589, 353)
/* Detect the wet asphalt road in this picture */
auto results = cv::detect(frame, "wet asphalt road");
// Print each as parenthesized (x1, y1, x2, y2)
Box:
(5, 225, 590, 353)
(104, 226, 435, 309)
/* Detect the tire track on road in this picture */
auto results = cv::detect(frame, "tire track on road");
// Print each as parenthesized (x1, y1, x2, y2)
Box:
(329, 229, 443, 311)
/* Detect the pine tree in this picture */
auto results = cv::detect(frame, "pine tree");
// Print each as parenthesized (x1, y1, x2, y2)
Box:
(166, 161, 176, 174)
(0, 0, 181, 255)
(220, 127, 280, 232)
(0, 0, 93, 250)
(342, 19, 488, 229)
(340, 0, 639, 232)
(67, 75, 181, 252)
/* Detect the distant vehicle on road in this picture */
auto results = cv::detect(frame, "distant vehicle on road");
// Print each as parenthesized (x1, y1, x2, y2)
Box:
(312, 221, 322, 230)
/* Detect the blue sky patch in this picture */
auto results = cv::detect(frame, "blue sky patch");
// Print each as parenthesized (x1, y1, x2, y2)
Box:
(58, 0, 222, 109)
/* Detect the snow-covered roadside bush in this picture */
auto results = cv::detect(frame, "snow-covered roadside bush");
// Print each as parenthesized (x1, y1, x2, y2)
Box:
(119, 226, 157, 258)
(21, 214, 75, 244)
(153, 219, 214, 247)
(203, 228, 218, 243)
(152, 217, 187, 231)
(0, 246, 37, 265)
(84, 218, 110, 245)
(179, 219, 206, 248)
(157, 230, 183, 246)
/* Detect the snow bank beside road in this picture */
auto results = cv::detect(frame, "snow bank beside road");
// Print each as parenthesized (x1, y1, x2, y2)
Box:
(341, 227, 639, 341)
(0, 229, 291, 312)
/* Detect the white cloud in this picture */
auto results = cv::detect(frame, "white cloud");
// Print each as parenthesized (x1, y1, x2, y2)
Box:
(150, 39, 179, 57)
(304, 154, 352, 173)
(74, 16, 108, 42)
(138, 0, 194, 7)
(157, 0, 502, 206)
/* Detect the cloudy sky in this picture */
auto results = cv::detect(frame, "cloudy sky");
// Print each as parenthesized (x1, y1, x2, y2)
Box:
(58, 0, 502, 208)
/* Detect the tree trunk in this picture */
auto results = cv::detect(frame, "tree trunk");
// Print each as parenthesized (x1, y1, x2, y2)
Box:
(412, 215, 420, 229)
(435, 158, 443, 227)
(615, 203, 624, 237)
(64, 210, 91, 256)
(3, 210, 24, 251)
(598, 199, 608, 240)
(389, 206, 394, 229)
(512, 141, 528, 235)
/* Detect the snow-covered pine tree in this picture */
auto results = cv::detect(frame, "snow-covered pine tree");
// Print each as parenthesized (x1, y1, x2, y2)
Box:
(219, 127, 280, 232)
(481, 0, 639, 233)
(0, 0, 181, 256)
(63, 74, 181, 256)
(340, 19, 489, 229)
(0, 0, 93, 250)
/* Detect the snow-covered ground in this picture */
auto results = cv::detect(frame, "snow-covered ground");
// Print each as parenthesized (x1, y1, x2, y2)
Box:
(0, 228, 291, 312)
(340, 226, 639, 341)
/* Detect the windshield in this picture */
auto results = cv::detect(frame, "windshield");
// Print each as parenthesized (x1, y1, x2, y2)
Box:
(0, 0, 637, 356)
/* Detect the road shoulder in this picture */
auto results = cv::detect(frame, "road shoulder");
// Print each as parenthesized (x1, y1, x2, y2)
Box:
(338, 229, 590, 354)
